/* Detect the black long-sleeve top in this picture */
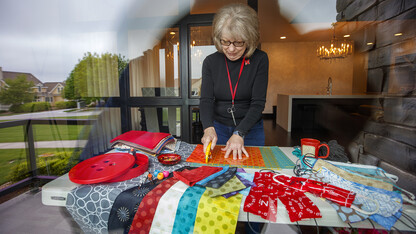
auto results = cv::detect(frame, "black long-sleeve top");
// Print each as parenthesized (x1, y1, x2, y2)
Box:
(200, 49, 269, 134)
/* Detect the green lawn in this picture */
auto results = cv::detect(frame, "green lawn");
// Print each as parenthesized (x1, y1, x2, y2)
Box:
(0, 124, 93, 142)
(0, 115, 96, 143)
(0, 148, 78, 185)
(0, 115, 96, 186)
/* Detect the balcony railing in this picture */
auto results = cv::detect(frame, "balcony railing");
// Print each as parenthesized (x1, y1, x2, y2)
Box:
(0, 118, 94, 197)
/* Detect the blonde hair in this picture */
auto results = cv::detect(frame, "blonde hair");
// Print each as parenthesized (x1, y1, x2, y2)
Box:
(212, 3, 259, 58)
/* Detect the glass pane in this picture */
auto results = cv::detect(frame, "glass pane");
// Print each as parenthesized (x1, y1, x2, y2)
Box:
(191, 106, 203, 144)
(0, 125, 28, 186)
(190, 0, 246, 14)
(189, 26, 216, 98)
(131, 106, 181, 138)
(129, 28, 180, 97)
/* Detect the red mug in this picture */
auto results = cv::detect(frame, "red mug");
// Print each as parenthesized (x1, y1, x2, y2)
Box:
(301, 138, 330, 158)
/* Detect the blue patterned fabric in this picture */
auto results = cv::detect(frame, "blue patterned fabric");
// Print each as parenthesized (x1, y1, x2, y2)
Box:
(171, 186, 206, 234)
(204, 167, 237, 188)
(310, 166, 403, 230)
(65, 141, 195, 234)
(196, 166, 229, 186)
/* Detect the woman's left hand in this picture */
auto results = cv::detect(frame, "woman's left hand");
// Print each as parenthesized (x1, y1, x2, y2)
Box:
(222, 135, 249, 160)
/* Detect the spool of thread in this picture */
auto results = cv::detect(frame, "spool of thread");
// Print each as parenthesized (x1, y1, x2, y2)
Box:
(157, 173, 164, 180)
(163, 171, 169, 178)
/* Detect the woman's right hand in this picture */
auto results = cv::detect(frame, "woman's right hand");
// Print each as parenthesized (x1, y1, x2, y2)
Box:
(201, 127, 217, 154)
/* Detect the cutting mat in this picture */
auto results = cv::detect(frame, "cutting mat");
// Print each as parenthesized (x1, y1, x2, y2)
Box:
(186, 145, 295, 169)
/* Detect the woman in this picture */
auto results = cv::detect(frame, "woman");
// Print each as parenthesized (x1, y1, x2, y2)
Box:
(200, 3, 269, 160)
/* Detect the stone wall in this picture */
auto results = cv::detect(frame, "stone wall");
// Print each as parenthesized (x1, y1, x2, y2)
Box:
(337, 0, 416, 195)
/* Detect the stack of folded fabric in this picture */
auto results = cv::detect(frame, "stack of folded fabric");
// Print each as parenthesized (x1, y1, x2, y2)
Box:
(110, 130, 175, 154)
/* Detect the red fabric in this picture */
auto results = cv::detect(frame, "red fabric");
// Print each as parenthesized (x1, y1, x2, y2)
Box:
(273, 175, 355, 208)
(129, 177, 178, 234)
(244, 172, 278, 222)
(275, 185, 322, 222)
(110, 130, 172, 150)
(173, 166, 222, 186)
(244, 172, 322, 222)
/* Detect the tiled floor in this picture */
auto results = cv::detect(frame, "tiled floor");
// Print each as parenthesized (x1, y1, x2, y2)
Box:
(0, 119, 331, 234)
(0, 189, 82, 234)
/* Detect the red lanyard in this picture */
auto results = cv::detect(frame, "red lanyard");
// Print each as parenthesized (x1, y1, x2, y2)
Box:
(225, 55, 245, 106)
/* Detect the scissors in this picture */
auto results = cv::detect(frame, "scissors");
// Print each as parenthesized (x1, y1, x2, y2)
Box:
(205, 142, 212, 163)
(227, 105, 237, 126)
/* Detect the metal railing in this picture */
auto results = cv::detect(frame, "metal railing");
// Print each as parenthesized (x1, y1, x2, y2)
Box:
(0, 118, 94, 197)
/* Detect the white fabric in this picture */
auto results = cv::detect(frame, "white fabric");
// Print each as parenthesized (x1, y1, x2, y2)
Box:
(149, 180, 189, 234)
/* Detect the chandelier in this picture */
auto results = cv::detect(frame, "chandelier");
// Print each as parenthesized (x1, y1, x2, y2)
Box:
(317, 23, 353, 61)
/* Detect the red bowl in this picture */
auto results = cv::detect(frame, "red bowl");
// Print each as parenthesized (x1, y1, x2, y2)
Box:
(158, 153, 181, 165)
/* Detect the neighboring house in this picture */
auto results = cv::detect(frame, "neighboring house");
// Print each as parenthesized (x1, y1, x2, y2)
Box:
(42, 82, 65, 104)
(0, 67, 65, 110)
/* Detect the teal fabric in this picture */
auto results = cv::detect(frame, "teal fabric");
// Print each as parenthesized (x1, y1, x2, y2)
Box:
(172, 186, 206, 234)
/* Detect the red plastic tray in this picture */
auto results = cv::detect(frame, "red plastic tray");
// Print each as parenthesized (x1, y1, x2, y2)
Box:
(158, 153, 181, 165)
(69, 153, 135, 184)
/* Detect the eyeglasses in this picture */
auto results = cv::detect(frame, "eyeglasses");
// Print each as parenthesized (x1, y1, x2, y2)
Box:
(220, 39, 245, 47)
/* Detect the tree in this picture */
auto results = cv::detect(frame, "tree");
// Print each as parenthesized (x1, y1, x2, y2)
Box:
(63, 53, 129, 102)
(0, 75, 35, 106)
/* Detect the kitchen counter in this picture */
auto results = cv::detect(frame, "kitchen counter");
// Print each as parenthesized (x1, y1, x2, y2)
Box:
(276, 94, 380, 132)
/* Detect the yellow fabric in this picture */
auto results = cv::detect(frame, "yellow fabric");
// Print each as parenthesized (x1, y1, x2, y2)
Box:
(206, 176, 247, 197)
(193, 190, 242, 234)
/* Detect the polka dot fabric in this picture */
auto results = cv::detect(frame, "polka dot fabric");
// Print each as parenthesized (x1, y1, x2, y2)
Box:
(196, 166, 228, 186)
(204, 167, 237, 188)
(148, 181, 189, 234)
(193, 190, 243, 234)
(171, 186, 206, 234)
(206, 176, 247, 198)
(129, 177, 179, 233)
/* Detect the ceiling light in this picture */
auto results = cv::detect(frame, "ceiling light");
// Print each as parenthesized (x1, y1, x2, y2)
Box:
(343, 34, 350, 38)
(394, 33, 402, 36)
(317, 23, 353, 61)
(280, 36, 286, 39)
(367, 42, 374, 45)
